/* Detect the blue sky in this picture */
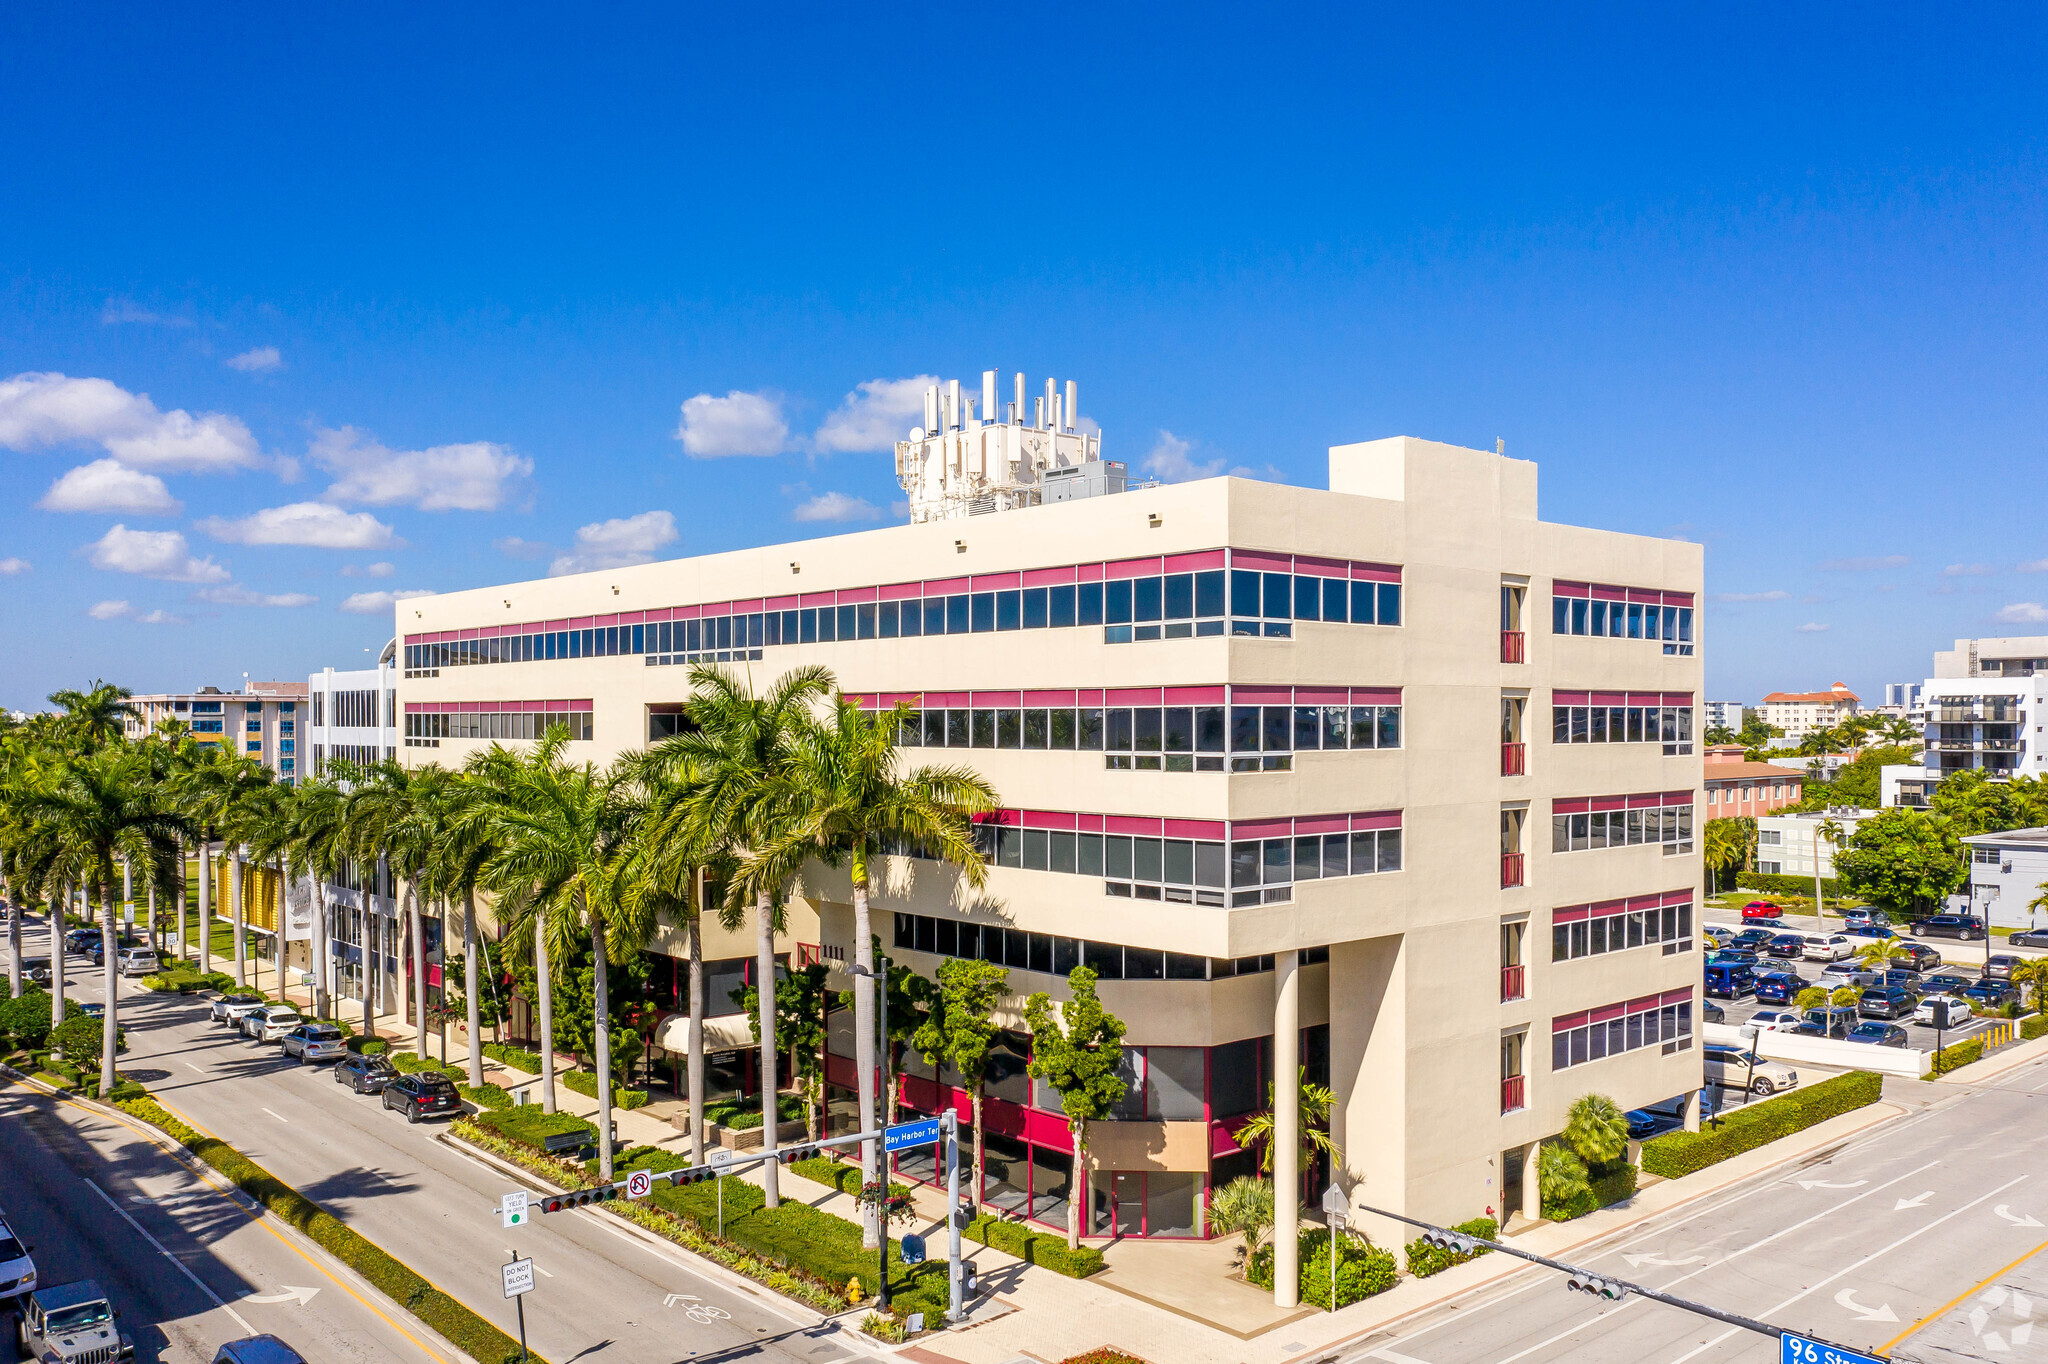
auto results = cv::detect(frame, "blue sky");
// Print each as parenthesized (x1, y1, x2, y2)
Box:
(3, 5, 2046, 710)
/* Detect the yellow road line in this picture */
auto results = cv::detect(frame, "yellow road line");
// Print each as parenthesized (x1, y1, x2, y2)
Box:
(1875, 1231, 2048, 1357)
(2, 1072, 449, 1364)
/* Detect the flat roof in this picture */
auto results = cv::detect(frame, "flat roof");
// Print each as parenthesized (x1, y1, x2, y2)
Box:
(1963, 826, 2048, 848)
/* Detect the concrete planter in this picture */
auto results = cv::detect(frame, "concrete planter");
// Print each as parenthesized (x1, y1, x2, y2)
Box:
(714, 1119, 807, 1151)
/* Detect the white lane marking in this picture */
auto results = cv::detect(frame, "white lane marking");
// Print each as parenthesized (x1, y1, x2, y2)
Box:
(1370, 1350, 1438, 1364)
(1658, 1173, 2030, 1364)
(1621, 1253, 1705, 1268)
(262, 1107, 290, 1124)
(582, 1209, 805, 1326)
(1796, 1179, 1866, 1190)
(533, 1263, 553, 1278)
(85, 1178, 257, 1334)
(185, 1062, 205, 1073)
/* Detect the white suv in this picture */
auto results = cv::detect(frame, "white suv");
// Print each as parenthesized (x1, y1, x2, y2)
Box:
(116, 947, 158, 977)
(1703, 1043, 1800, 1097)
(1801, 934, 1854, 962)
(0, 1205, 36, 1304)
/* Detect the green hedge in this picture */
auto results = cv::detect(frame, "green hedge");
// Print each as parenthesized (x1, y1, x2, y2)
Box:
(1248, 1228, 1396, 1310)
(964, 1212, 1106, 1278)
(114, 1097, 541, 1364)
(1736, 873, 1846, 897)
(347, 1036, 391, 1056)
(475, 1106, 596, 1150)
(706, 1093, 804, 1130)
(2022, 1015, 2048, 1042)
(1404, 1217, 1498, 1277)
(483, 1042, 542, 1073)
(559, 1068, 649, 1109)
(1641, 1071, 1883, 1179)
(1931, 1037, 1985, 1075)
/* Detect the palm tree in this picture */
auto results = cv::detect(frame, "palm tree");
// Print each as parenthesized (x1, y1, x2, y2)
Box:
(284, 778, 346, 1018)
(345, 761, 446, 1041)
(672, 662, 834, 1209)
(1233, 1068, 1343, 1183)
(1815, 818, 1845, 927)
(1856, 937, 1913, 969)
(46, 681, 138, 751)
(746, 697, 996, 1239)
(1205, 1176, 1275, 1270)
(1702, 818, 1747, 895)
(174, 746, 271, 982)
(481, 728, 643, 1181)
(1563, 1093, 1629, 1167)
(466, 742, 559, 1110)
(236, 781, 298, 996)
(389, 766, 463, 1061)
(441, 766, 508, 1090)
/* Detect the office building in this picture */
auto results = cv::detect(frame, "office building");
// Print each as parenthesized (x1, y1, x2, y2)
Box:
(390, 416, 1704, 1268)
(1884, 682, 1924, 710)
(1756, 683, 1858, 741)
(122, 681, 308, 781)
(307, 653, 400, 776)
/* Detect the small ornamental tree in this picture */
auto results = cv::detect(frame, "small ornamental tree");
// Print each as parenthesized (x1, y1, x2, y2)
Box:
(737, 962, 833, 1139)
(1023, 966, 1129, 1251)
(912, 958, 1010, 1209)
(1562, 1093, 1629, 1169)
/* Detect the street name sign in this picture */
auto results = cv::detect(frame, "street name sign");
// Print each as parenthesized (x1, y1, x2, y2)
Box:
(707, 1148, 734, 1170)
(502, 1258, 535, 1299)
(884, 1117, 942, 1151)
(1781, 1333, 1883, 1364)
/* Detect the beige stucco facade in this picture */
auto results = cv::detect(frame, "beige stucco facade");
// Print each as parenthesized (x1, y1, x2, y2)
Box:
(394, 435, 1704, 1251)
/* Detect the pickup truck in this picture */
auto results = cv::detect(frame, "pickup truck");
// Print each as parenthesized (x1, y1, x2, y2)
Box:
(13, 1280, 135, 1363)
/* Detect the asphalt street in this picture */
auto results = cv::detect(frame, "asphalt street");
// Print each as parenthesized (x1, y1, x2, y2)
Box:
(30, 915, 875, 1364)
(0, 1073, 437, 1363)
(1344, 1052, 2048, 1364)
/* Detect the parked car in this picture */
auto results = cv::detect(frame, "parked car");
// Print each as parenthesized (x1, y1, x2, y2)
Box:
(213, 1336, 309, 1364)
(78, 1003, 104, 1020)
(12, 1280, 133, 1363)
(61, 928, 98, 956)
(1703, 1043, 1798, 1096)
(1921, 973, 1975, 996)
(1984, 954, 2023, 980)
(1915, 995, 1973, 1028)
(1766, 933, 1806, 959)
(1912, 915, 1987, 941)
(381, 1072, 463, 1123)
(1819, 959, 1872, 984)
(1801, 933, 1855, 962)
(1741, 901, 1785, 922)
(1800, 1006, 1859, 1039)
(1846, 1021, 1910, 1047)
(1743, 1009, 1805, 1036)
(211, 993, 266, 1025)
(1859, 986, 1918, 1020)
(280, 1024, 346, 1065)
(0, 1205, 36, 1305)
(18, 957, 51, 986)
(83, 934, 140, 966)
(1842, 908, 1892, 928)
(1963, 981, 2020, 1009)
(1702, 925, 1737, 947)
(1755, 972, 1806, 1004)
(1705, 963, 1756, 999)
(1708, 949, 1761, 969)
(241, 1006, 301, 1043)
(1702, 997, 1726, 1024)
(1844, 923, 1896, 940)
(1731, 928, 1778, 950)
(1895, 942, 1943, 972)
(2009, 926, 2048, 949)
(115, 947, 158, 978)
(334, 1053, 397, 1094)
(1870, 969, 1925, 994)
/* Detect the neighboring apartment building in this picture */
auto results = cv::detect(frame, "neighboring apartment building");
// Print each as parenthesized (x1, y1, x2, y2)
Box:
(1884, 682, 1924, 710)
(1960, 828, 2048, 931)
(1703, 700, 1745, 734)
(390, 424, 1705, 1266)
(1757, 682, 1859, 741)
(1881, 637, 2048, 807)
(1755, 809, 1870, 880)
(1701, 745, 1805, 818)
(1933, 636, 2048, 679)
(307, 654, 399, 776)
(123, 681, 309, 781)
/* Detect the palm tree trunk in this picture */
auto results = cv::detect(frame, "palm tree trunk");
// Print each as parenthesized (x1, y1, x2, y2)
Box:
(536, 925, 558, 1113)
(851, 878, 879, 1248)
(756, 888, 780, 1209)
(147, 886, 157, 957)
(51, 883, 66, 1030)
(7, 896, 21, 1000)
(464, 890, 483, 1089)
(686, 910, 704, 1166)
(231, 848, 247, 988)
(197, 838, 212, 976)
(410, 887, 428, 1053)
(175, 853, 186, 962)
(99, 881, 119, 1097)
(593, 917, 614, 1183)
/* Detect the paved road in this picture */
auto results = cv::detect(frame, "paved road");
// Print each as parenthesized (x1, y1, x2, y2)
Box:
(0, 1073, 438, 1363)
(1345, 1054, 2048, 1364)
(31, 914, 875, 1364)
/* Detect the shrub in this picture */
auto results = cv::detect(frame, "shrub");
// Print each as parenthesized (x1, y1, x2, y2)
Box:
(347, 1036, 391, 1056)
(1641, 1071, 1883, 1178)
(964, 1213, 1106, 1278)
(2022, 1015, 2048, 1041)
(1247, 1228, 1396, 1309)
(475, 1106, 596, 1151)
(459, 1081, 514, 1111)
(1405, 1216, 1497, 1277)
(1736, 873, 1846, 897)
(705, 1094, 805, 1130)
(1590, 1162, 1638, 1208)
(559, 1068, 649, 1109)
(0, 990, 52, 1049)
(1538, 1143, 1589, 1219)
(792, 1155, 862, 1195)
(51, 1014, 111, 1062)
(1061, 1352, 1149, 1364)
(484, 1042, 543, 1073)
(114, 1097, 539, 1364)
(1931, 1037, 1984, 1075)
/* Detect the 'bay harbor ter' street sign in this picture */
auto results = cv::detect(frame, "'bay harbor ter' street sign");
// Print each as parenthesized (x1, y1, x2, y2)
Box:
(884, 1117, 942, 1151)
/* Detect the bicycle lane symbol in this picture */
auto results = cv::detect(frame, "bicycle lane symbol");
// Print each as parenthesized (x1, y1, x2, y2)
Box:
(663, 1293, 733, 1325)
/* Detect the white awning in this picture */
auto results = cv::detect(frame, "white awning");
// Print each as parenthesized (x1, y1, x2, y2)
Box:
(651, 1011, 754, 1055)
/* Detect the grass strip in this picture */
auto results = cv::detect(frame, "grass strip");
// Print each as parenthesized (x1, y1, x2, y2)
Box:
(112, 1096, 542, 1364)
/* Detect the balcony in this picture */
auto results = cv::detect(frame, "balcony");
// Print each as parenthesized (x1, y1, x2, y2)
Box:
(1500, 963, 1526, 1002)
(1501, 1074, 1526, 1114)
(1502, 741, 1526, 776)
(1501, 852, 1525, 889)
(1501, 630, 1526, 664)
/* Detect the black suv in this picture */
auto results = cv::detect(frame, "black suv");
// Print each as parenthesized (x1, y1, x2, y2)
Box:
(333, 1053, 396, 1094)
(1912, 915, 1986, 941)
(1858, 986, 1917, 1019)
(382, 1072, 462, 1123)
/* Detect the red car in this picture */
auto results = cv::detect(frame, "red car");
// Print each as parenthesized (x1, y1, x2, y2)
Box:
(1740, 901, 1784, 922)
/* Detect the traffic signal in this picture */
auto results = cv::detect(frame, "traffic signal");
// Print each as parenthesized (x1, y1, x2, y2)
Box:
(1566, 1272, 1627, 1301)
(542, 1195, 566, 1214)
(778, 1144, 815, 1165)
(670, 1167, 714, 1186)
(1419, 1229, 1476, 1255)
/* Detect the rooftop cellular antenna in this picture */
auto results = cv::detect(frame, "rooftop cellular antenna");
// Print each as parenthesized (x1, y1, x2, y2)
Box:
(893, 368, 1127, 523)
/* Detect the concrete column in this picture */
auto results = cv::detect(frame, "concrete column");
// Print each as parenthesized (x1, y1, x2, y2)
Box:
(1520, 1141, 1542, 1222)
(1682, 1087, 1702, 1133)
(1273, 948, 1302, 1308)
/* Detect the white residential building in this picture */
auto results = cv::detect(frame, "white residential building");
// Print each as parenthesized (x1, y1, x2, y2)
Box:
(122, 680, 308, 782)
(1755, 810, 1872, 880)
(1756, 683, 1858, 741)
(1703, 700, 1745, 733)
(1960, 828, 2048, 931)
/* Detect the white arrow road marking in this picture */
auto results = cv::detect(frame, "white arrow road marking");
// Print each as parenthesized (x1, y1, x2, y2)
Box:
(244, 1286, 319, 1306)
(1836, 1288, 1898, 1323)
(663, 1293, 702, 1307)
(84, 1180, 256, 1335)
(1622, 1253, 1707, 1268)
(1796, 1179, 1868, 1190)
(261, 1107, 289, 1124)
(1995, 1205, 2045, 1228)
(1894, 1190, 1935, 1209)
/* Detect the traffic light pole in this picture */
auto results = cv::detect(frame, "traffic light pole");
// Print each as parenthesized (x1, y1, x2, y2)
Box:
(944, 1109, 963, 1323)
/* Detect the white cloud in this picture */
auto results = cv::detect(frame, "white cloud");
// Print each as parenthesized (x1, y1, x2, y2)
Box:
(339, 561, 396, 578)
(88, 599, 185, 625)
(1794, 622, 1831, 633)
(192, 584, 318, 607)
(0, 372, 261, 472)
(0, 557, 28, 575)
(86, 525, 229, 583)
(1816, 554, 1909, 571)
(100, 300, 193, 327)
(2016, 559, 2048, 574)
(1995, 602, 2048, 624)
(1710, 589, 1790, 603)
(548, 510, 678, 577)
(1944, 563, 1996, 577)
(37, 458, 183, 515)
(792, 491, 881, 523)
(309, 426, 531, 511)
(494, 536, 554, 561)
(340, 588, 435, 615)
(812, 376, 940, 453)
(1142, 429, 1224, 483)
(196, 502, 397, 550)
(226, 346, 284, 373)
(675, 391, 786, 457)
